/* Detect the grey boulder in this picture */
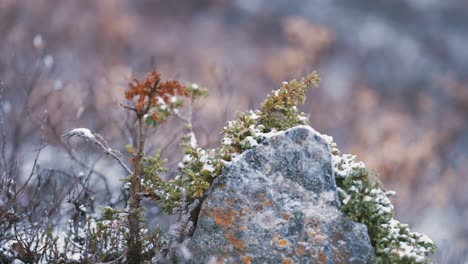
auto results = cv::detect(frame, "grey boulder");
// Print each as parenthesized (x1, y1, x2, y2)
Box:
(188, 126, 374, 263)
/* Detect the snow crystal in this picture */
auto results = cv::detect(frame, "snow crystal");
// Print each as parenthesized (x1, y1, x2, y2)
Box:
(182, 155, 192, 163)
(333, 154, 366, 178)
(298, 115, 308, 122)
(70, 252, 81, 261)
(256, 125, 322, 141)
(418, 234, 434, 245)
(78, 204, 87, 213)
(202, 163, 215, 173)
(223, 137, 233, 145)
(157, 96, 167, 110)
(245, 136, 258, 146)
(179, 243, 193, 260)
(43, 54, 54, 68)
(320, 133, 334, 145)
(2, 100, 11, 113)
(395, 241, 426, 263)
(53, 79, 63, 90)
(199, 150, 208, 163)
(33, 34, 43, 48)
(187, 132, 197, 148)
(88, 220, 97, 232)
(170, 96, 178, 103)
(248, 110, 260, 120)
(342, 194, 351, 205)
(348, 186, 359, 193)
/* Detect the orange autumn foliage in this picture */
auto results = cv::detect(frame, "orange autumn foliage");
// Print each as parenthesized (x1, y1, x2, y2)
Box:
(125, 70, 189, 122)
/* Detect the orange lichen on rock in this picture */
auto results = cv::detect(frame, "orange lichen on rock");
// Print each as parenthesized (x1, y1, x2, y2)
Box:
(241, 256, 253, 264)
(318, 251, 328, 263)
(296, 244, 306, 256)
(215, 256, 224, 264)
(262, 198, 273, 208)
(280, 212, 290, 221)
(271, 234, 281, 242)
(282, 257, 293, 264)
(214, 207, 234, 229)
(307, 227, 327, 243)
(225, 231, 246, 251)
(271, 234, 288, 247)
(276, 239, 288, 247)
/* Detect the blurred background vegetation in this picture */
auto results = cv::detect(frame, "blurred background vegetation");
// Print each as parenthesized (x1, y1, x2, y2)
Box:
(1, 0, 466, 262)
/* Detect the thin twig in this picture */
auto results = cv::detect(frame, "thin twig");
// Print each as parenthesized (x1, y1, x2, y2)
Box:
(93, 134, 133, 175)
(63, 129, 133, 175)
(95, 251, 127, 264)
(120, 104, 137, 113)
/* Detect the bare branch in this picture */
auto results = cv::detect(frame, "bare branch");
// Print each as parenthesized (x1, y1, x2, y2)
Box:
(95, 251, 127, 264)
(120, 103, 137, 113)
(63, 128, 133, 175)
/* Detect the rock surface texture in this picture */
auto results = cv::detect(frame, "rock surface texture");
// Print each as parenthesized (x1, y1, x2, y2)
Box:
(188, 126, 374, 263)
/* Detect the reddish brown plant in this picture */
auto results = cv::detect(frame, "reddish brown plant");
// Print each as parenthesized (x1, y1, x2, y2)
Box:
(125, 70, 190, 121)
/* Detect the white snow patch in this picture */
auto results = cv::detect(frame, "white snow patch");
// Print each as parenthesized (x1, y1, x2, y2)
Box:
(67, 128, 95, 139)
(70, 252, 81, 261)
(417, 234, 434, 245)
(53, 80, 63, 90)
(245, 136, 258, 146)
(43, 54, 54, 68)
(178, 243, 193, 260)
(222, 137, 233, 145)
(78, 204, 87, 213)
(2, 101, 11, 113)
(187, 132, 197, 148)
(248, 110, 260, 120)
(202, 163, 215, 173)
(33, 34, 43, 48)
(157, 96, 167, 110)
(298, 115, 308, 122)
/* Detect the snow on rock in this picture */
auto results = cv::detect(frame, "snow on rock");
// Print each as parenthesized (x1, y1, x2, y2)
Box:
(188, 126, 374, 263)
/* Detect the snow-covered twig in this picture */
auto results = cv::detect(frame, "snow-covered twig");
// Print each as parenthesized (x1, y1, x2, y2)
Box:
(63, 128, 133, 175)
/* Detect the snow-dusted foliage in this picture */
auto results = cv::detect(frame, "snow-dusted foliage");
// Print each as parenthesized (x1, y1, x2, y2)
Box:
(1, 70, 435, 262)
(148, 72, 320, 215)
(63, 128, 95, 141)
(325, 135, 436, 263)
(174, 70, 435, 262)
